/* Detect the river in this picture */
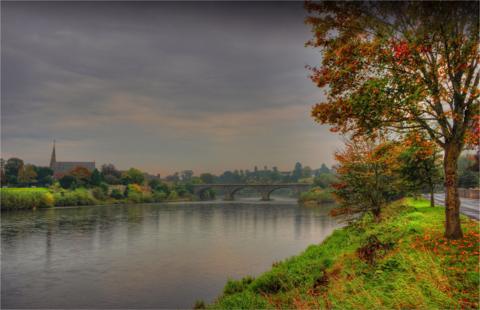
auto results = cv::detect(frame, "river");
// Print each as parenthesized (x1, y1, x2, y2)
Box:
(1, 198, 344, 308)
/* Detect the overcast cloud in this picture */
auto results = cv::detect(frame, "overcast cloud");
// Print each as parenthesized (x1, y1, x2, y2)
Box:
(1, 1, 341, 175)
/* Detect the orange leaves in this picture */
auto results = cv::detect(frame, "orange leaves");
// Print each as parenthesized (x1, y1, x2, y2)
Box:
(413, 224, 480, 262)
(305, 1, 479, 155)
(68, 166, 92, 180)
(332, 135, 403, 218)
(401, 132, 440, 160)
(393, 41, 411, 62)
(331, 182, 347, 190)
(311, 98, 353, 131)
(411, 222, 479, 309)
(464, 115, 480, 147)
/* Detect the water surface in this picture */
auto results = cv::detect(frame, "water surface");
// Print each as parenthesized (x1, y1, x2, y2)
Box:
(2, 199, 343, 308)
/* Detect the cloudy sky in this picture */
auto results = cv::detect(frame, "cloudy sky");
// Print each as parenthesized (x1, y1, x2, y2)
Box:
(1, 1, 341, 175)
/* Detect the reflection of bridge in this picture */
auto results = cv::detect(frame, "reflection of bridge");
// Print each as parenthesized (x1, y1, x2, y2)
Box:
(192, 183, 311, 201)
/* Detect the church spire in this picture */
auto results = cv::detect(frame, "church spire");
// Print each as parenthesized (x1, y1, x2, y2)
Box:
(50, 140, 56, 169)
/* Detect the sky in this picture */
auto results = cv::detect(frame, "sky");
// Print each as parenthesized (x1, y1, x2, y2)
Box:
(1, 1, 342, 176)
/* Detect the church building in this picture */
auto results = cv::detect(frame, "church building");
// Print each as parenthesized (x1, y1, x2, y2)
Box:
(49, 141, 96, 178)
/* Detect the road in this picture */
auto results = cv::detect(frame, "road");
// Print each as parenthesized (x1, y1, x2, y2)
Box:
(430, 193, 479, 220)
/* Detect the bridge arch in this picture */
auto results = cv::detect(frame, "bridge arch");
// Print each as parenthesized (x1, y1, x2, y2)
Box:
(196, 186, 216, 200)
(224, 185, 250, 200)
(262, 185, 301, 201)
(193, 183, 311, 201)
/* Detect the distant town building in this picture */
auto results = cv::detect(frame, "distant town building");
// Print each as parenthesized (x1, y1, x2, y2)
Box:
(49, 140, 95, 178)
(143, 172, 161, 182)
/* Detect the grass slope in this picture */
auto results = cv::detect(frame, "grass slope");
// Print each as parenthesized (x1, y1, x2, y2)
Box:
(209, 198, 479, 309)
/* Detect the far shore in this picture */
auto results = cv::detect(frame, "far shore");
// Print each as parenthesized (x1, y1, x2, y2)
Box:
(2, 196, 305, 212)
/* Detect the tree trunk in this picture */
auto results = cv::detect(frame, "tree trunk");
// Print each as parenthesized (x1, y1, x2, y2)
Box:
(430, 186, 435, 208)
(372, 207, 381, 222)
(443, 143, 463, 239)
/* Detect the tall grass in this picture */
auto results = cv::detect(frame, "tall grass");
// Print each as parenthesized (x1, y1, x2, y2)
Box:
(1, 188, 54, 210)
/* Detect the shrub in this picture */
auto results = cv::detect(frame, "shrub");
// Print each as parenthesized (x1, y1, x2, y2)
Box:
(91, 187, 107, 200)
(167, 190, 179, 200)
(126, 193, 154, 204)
(152, 191, 167, 202)
(0, 188, 54, 210)
(99, 182, 109, 194)
(356, 235, 395, 265)
(110, 188, 124, 199)
(193, 300, 206, 309)
(126, 192, 142, 203)
(125, 184, 143, 203)
(173, 184, 188, 197)
(59, 175, 77, 189)
(201, 188, 216, 200)
(224, 276, 254, 295)
(251, 271, 290, 294)
(299, 188, 335, 204)
(127, 183, 143, 194)
(142, 193, 153, 203)
(314, 172, 338, 188)
(53, 189, 96, 206)
(41, 192, 55, 208)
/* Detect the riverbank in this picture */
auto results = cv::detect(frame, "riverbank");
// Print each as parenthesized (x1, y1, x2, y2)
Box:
(0, 187, 194, 211)
(0, 187, 303, 211)
(207, 198, 479, 309)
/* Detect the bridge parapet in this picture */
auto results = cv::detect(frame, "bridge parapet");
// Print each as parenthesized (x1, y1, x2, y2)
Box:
(192, 183, 311, 201)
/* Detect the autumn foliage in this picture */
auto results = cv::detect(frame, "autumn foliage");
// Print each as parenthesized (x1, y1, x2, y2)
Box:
(306, 1, 479, 239)
(332, 136, 403, 220)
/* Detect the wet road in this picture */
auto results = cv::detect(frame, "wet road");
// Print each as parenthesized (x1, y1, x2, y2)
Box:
(431, 193, 479, 220)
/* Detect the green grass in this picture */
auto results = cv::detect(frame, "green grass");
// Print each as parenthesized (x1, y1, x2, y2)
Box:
(0, 187, 55, 210)
(209, 198, 479, 309)
(1, 187, 97, 209)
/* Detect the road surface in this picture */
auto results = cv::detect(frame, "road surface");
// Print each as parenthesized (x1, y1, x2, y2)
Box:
(430, 193, 479, 220)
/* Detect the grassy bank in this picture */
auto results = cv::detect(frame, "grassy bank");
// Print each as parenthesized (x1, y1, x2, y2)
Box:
(0, 187, 194, 210)
(208, 198, 479, 309)
(0, 188, 55, 210)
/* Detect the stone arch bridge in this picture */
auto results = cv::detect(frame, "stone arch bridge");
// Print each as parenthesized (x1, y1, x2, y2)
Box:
(193, 183, 311, 201)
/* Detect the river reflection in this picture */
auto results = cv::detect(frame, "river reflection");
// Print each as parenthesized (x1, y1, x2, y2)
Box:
(2, 199, 344, 309)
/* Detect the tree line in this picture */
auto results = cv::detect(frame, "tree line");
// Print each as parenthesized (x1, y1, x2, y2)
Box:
(0, 157, 340, 198)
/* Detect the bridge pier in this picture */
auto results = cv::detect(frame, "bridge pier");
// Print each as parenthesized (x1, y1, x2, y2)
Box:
(223, 192, 234, 201)
(260, 191, 271, 201)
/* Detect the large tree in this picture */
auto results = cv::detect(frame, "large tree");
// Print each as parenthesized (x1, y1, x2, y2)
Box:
(121, 168, 145, 185)
(18, 164, 38, 186)
(306, 1, 479, 239)
(4, 157, 24, 185)
(101, 163, 122, 185)
(69, 167, 92, 187)
(199, 173, 216, 184)
(35, 167, 54, 187)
